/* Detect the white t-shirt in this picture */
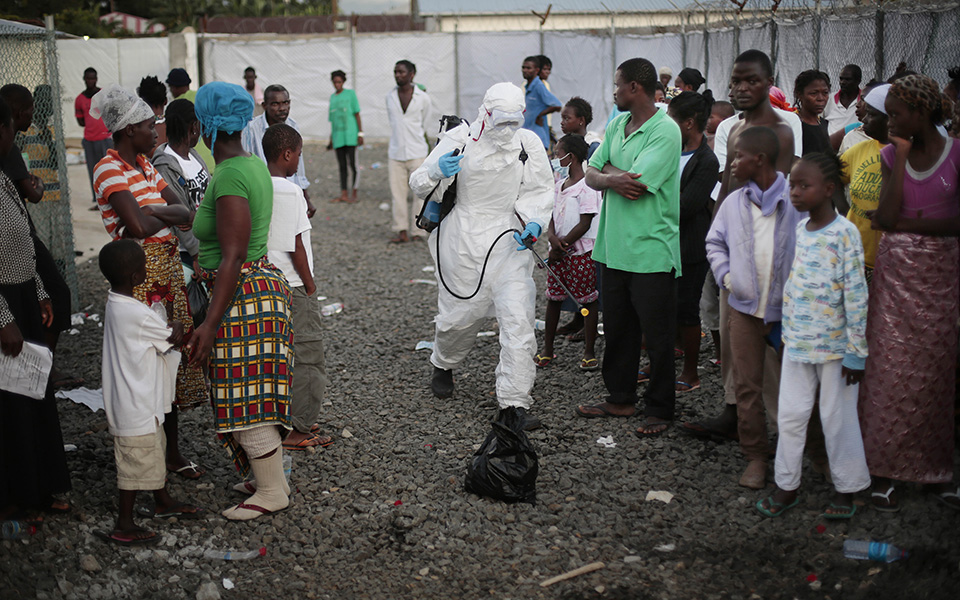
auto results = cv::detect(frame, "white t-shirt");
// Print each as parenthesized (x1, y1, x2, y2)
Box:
(101, 291, 181, 437)
(163, 146, 208, 208)
(715, 108, 803, 170)
(823, 92, 860, 136)
(267, 177, 313, 288)
(751, 204, 776, 319)
(551, 177, 601, 255)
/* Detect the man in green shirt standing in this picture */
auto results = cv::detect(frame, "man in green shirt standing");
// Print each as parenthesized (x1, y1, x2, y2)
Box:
(575, 58, 682, 437)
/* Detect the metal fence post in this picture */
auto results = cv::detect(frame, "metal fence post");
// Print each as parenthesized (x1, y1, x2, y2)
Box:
(350, 22, 357, 88)
(681, 12, 688, 69)
(770, 18, 779, 88)
(703, 10, 709, 83)
(454, 22, 460, 117)
(874, 5, 885, 81)
(814, 0, 822, 70)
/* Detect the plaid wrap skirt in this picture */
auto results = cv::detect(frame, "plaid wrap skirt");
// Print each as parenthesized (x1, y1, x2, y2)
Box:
(202, 257, 293, 476)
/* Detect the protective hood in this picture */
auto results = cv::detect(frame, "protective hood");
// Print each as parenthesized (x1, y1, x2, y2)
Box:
(471, 82, 525, 149)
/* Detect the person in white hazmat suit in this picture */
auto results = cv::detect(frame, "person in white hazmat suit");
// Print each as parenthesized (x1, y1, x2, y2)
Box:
(409, 82, 554, 430)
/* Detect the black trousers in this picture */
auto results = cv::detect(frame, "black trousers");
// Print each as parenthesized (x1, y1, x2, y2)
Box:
(600, 265, 677, 420)
(335, 145, 357, 191)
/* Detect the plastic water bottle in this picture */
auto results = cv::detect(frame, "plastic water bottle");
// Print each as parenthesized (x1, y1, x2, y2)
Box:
(2, 521, 37, 540)
(320, 302, 343, 317)
(534, 319, 545, 331)
(149, 297, 167, 322)
(842, 540, 908, 562)
(282, 454, 292, 482)
(203, 547, 266, 560)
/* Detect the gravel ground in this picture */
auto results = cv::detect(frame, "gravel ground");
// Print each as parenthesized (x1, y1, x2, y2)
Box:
(2, 142, 959, 600)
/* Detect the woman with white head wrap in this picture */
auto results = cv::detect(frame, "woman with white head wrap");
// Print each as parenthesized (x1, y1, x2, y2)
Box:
(184, 82, 294, 521)
(91, 85, 210, 496)
(409, 82, 555, 430)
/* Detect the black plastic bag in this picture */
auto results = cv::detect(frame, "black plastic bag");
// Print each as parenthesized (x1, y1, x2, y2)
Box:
(464, 407, 538, 504)
(185, 278, 208, 327)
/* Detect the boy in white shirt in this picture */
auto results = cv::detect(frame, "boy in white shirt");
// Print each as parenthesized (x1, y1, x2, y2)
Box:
(263, 123, 330, 452)
(97, 240, 202, 546)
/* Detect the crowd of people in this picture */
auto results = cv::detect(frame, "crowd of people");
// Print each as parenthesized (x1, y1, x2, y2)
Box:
(0, 48, 958, 546)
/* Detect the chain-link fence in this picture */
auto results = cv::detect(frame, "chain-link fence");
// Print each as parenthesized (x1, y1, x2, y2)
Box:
(195, 2, 959, 141)
(0, 18, 79, 310)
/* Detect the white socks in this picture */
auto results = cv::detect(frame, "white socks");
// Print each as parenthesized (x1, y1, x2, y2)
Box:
(222, 449, 290, 520)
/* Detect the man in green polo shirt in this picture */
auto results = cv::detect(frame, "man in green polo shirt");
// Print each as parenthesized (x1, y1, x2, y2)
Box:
(575, 58, 682, 437)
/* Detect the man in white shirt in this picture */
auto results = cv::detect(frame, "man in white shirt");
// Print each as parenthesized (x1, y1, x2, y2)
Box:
(386, 60, 432, 243)
(822, 64, 862, 136)
(241, 84, 315, 217)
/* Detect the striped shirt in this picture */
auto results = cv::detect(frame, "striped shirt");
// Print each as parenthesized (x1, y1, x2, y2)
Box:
(94, 149, 171, 244)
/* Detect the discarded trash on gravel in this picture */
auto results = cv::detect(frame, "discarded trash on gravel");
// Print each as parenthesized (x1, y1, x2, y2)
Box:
(596, 435, 616, 448)
(645, 490, 674, 504)
(421, 266, 435, 272)
(223, 579, 235, 590)
(409, 279, 437, 286)
(55, 387, 104, 412)
(476, 331, 496, 337)
(378, 202, 390, 211)
(654, 543, 676, 552)
(415, 341, 434, 351)
(540, 562, 605, 587)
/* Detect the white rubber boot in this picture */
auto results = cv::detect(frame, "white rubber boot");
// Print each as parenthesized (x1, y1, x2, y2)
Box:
(222, 449, 289, 520)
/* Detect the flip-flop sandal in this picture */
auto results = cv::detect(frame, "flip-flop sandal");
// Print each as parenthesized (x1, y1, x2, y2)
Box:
(756, 495, 800, 518)
(675, 380, 700, 393)
(223, 502, 288, 520)
(282, 433, 323, 451)
(94, 528, 159, 546)
(534, 353, 556, 367)
(821, 503, 857, 519)
(680, 419, 739, 442)
(579, 357, 599, 371)
(169, 462, 205, 480)
(634, 417, 670, 438)
(934, 485, 960, 511)
(674, 348, 684, 360)
(871, 483, 900, 513)
(709, 358, 722, 367)
(137, 503, 206, 520)
(637, 370, 650, 384)
(566, 329, 585, 342)
(575, 403, 636, 419)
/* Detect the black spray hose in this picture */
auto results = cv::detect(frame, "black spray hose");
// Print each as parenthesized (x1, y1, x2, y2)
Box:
(434, 219, 519, 300)
(433, 221, 590, 317)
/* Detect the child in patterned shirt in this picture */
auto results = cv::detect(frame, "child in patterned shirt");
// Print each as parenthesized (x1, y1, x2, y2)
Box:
(756, 152, 870, 519)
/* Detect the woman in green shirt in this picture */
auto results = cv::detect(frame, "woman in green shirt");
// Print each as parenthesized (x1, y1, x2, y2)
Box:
(326, 70, 363, 203)
(186, 82, 293, 521)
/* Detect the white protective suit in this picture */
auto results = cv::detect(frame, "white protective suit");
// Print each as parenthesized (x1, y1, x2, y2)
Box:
(409, 83, 554, 409)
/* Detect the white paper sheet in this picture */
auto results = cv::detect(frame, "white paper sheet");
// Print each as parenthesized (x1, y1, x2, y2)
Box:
(0, 342, 53, 400)
(55, 387, 105, 413)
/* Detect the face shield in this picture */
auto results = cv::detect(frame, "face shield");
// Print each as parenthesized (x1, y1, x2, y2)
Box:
(482, 108, 523, 145)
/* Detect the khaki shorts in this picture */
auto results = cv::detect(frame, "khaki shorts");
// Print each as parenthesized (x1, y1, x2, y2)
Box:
(114, 427, 167, 491)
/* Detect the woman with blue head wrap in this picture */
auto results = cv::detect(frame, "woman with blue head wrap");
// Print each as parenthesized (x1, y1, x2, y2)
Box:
(185, 82, 294, 521)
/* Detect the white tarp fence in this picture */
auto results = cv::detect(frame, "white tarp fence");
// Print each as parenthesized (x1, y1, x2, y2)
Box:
(57, 38, 170, 140)
(51, 5, 959, 142)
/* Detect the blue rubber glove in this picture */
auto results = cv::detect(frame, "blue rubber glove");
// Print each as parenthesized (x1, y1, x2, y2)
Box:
(438, 151, 465, 178)
(513, 222, 542, 251)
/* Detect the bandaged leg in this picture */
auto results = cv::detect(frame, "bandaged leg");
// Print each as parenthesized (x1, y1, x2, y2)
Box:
(223, 426, 289, 520)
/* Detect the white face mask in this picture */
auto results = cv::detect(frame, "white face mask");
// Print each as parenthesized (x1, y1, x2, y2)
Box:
(550, 152, 571, 179)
